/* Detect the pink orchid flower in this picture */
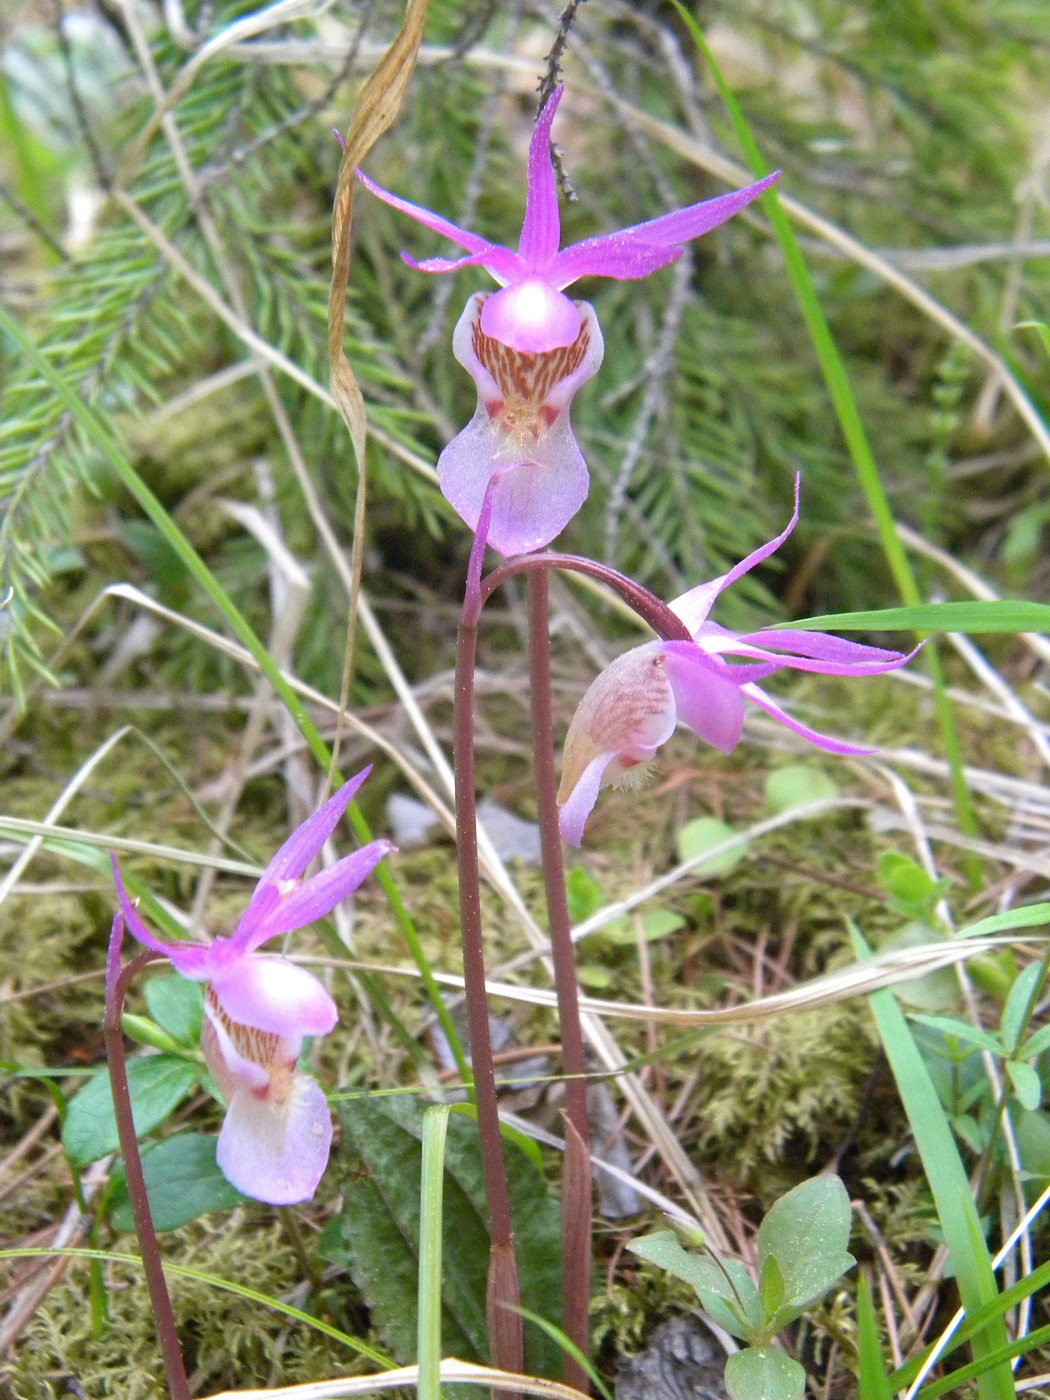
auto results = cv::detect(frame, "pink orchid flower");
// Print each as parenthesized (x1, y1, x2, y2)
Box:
(557, 485, 920, 845)
(356, 86, 778, 557)
(111, 768, 393, 1204)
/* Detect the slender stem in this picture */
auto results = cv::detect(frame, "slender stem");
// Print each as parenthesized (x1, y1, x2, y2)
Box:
(526, 570, 592, 1392)
(483, 553, 691, 642)
(103, 918, 189, 1400)
(454, 596, 524, 1382)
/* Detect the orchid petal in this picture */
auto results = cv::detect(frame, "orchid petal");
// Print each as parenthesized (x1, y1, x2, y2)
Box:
(558, 752, 615, 847)
(741, 682, 876, 755)
(662, 643, 746, 753)
(217, 1072, 333, 1205)
(725, 633, 919, 677)
(480, 280, 581, 354)
(617, 171, 779, 246)
(548, 234, 683, 288)
(354, 168, 493, 255)
(403, 246, 524, 283)
(210, 956, 338, 1037)
(670, 476, 800, 632)
(247, 840, 394, 948)
(518, 85, 563, 269)
(110, 853, 216, 979)
(438, 414, 590, 555)
(745, 628, 914, 667)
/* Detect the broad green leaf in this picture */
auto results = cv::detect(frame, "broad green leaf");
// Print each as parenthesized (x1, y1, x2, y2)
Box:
(628, 1231, 762, 1340)
(676, 817, 745, 877)
(764, 764, 838, 815)
(1006, 1061, 1042, 1111)
(908, 1015, 1003, 1057)
(593, 907, 686, 946)
(144, 974, 204, 1047)
(1015, 1110, 1050, 1180)
(759, 1253, 786, 1319)
(109, 1133, 245, 1231)
(878, 852, 949, 918)
(62, 1056, 201, 1167)
(1002, 963, 1042, 1052)
(1020, 1024, 1050, 1062)
(725, 1346, 805, 1400)
(565, 865, 606, 923)
(757, 1176, 854, 1324)
(328, 1096, 562, 1375)
(787, 599, 1050, 635)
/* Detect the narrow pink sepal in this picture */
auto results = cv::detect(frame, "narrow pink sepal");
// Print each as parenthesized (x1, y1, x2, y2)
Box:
(248, 840, 394, 947)
(548, 233, 683, 288)
(741, 682, 876, 755)
(558, 752, 614, 847)
(210, 955, 338, 1036)
(480, 281, 581, 353)
(110, 853, 215, 979)
(669, 476, 801, 632)
(255, 767, 372, 889)
(746, 628, 915, 667)
(217, 1073, 333, 1205)
(663, 643, 746, 753)
(354, 168, 492, 255)
(518, 85, 563, 268)
(621, 171, 779, 246)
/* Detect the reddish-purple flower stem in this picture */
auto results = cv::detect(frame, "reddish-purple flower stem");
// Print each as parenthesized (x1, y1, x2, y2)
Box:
(104, 917, 190, 1400)
(455, 590, 524, 1385)
(526, 569, 592, 1391)
(483, 553, 692, 642)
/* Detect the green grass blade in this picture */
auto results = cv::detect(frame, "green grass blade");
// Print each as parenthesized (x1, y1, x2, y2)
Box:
(787, 601, 1050, 634)
(850, 923, 1015, 1400)
(418, 1106, 451, 1400)
(670, 1, 981, 871)
(0, 304, 468, 1083)
(856, 1272, 892, 1400)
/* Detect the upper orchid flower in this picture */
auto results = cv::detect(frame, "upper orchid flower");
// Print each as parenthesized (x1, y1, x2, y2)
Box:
(356, 85, 778, 357)
(111, 768, 393, 1204)
(557, 485, 920, 845)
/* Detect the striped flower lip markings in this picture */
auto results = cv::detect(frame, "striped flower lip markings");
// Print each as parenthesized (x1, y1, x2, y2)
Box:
(356, 84, 779, 356)
(438, 291, 604, 555)
(557, 481, 922, 845)
(110, 769, 393, 1204)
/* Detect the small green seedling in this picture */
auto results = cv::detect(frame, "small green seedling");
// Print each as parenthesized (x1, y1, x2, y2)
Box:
(629, 1175, 855, 1400)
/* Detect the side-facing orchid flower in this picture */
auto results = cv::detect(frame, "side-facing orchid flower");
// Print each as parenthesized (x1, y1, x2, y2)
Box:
(111, 768, 393, 1204)
(557, 484, 920, 845)
(356, 86, 778, 557)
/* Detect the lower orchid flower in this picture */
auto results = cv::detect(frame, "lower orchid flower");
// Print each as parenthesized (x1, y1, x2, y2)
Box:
(111, 768, 393, 1204)
(557, 484, 920, 845)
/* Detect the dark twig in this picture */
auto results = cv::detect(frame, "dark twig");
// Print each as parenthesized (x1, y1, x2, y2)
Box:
(49, 0, 112, 189)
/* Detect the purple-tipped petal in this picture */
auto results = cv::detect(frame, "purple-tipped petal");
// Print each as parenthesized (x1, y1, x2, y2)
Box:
(669, 476, 801, 633)
(110, 853, 216, 979)
(662, 643, 746, 753)
(403, 245, 524, 283)
(248, 839, 394, 947)
(438, 412, 590, 556)
(518, 86, 563, 269)
(217, 1073, 333, 1205)
(211, 955, 338, 1037)
(241, 769, 373, 934)
(723, 632, 919, 677)
(355, 168, 493, 255)
(741, 682, 876, 755)
(548, 233, 683, 288)
(558, 752, 615, 846)
(745, 629, 914, 667)
(480, 280, 581, 353)
(621, 171, 779, 247)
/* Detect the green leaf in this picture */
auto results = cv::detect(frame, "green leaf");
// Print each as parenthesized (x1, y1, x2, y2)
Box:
(628, 1231, 762, 1341)
(1020, 1024, 1050, 1062)
(785, 600, 1050, 635)
(120, 1013, 188, 1056)
(328, 1096, 562, 1374)
(764, 764, 838, 815)
(908, 1015, 1003, 1057)
(878, 852, 950, 919)
(144, 974, 204, 1047)
(1001, 963, 1042, 1052)
(109, 1133, 245, 1231)
(1006, 1061, 1042, 1111)
(759, 1253, 786, 1319)
(62, 1056, 201, 1167)
(1015, 1110, 1050, 1180)
(725, 1346, 805, 1400)
(757, 1176, 854, 1327)
(594, 907, 686, 946)
(676, 817, 746, 877)
(565, 865, 606, 923)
